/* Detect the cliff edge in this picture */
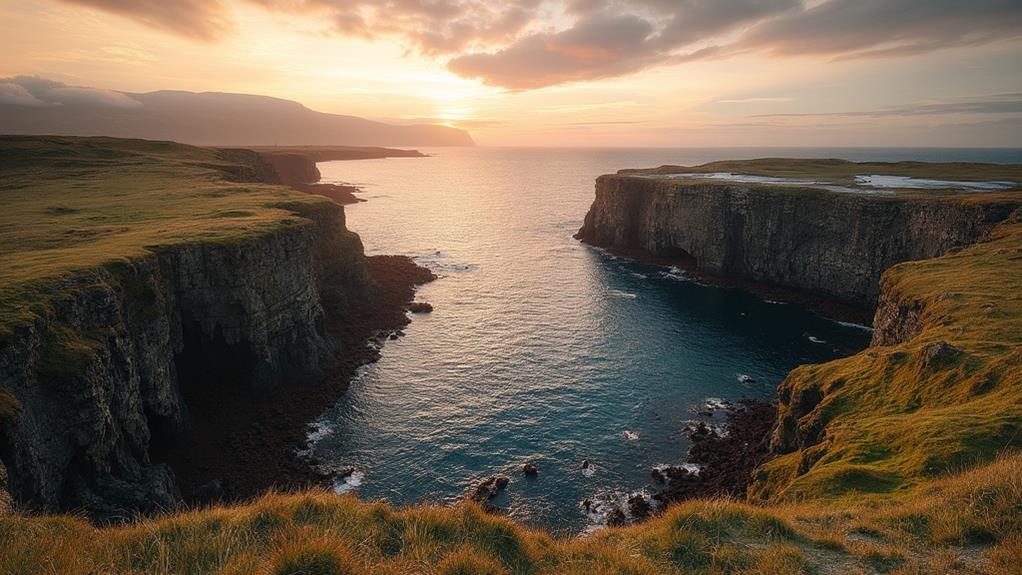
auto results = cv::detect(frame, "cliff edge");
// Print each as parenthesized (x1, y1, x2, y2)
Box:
(576, 159, 1022, 310)
(0, 136, 369, 520)
(577, 158, 1022, 503)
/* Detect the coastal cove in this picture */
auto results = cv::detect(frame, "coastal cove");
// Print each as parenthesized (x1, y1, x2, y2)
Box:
(2, 140, 1021, 574)
(302, 148, 1014, 533)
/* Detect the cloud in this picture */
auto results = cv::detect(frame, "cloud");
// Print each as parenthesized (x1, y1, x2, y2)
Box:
(0, 83, 49, 107)
(248, 0, 541, 55)
(54, 0, 232, 41)
(49, 0, 1022, 90)
(0, 76, 142, 108)
(450, 0, 1022, 89)
(449, 0, 799, 89)
(754, 94, 1022, 118)
(448, 13, 662, 90)
(714, 97, 793, 104)
(738, 0, 1022, 59)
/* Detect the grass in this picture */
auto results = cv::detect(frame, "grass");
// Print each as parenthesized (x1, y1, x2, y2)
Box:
(2, 455, 1021, 574)
(1, 140, 1021, 573)
(0, 135, 341, 343)
(751, 215, 1022, 503)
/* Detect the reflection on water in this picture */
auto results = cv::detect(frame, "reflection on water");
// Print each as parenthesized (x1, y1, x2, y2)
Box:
(305, 147, 1008, 534)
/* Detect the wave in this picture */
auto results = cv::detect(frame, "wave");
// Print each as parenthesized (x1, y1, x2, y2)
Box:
(831, 318, 875, 331)
(332, 470, 365, 494)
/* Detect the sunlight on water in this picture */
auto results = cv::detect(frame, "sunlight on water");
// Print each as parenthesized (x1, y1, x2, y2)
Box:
(306, 147, 1010, 534)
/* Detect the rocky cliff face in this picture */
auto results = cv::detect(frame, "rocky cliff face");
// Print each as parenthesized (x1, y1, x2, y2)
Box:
(0, 200, 368, 521)
(258, 153, 321, 186)
(576, 175, 1019, 308)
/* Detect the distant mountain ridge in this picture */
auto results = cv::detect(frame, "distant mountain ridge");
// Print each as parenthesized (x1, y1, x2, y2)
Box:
(0, 77, 474, 147)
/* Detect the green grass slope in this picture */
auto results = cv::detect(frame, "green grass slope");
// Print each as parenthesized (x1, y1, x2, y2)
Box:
(752, 213, 1022, 503)
(0, 135, 341, 343)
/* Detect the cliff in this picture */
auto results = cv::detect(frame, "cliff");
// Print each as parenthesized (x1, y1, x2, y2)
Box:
(0, 136, 369, 520)
(576, 159, 1022, 503)
(754, 208, 1022, 501)
(253, 146, 426, 186)
(2, 157, 1022, 573)
(577, 170, 1021, 309)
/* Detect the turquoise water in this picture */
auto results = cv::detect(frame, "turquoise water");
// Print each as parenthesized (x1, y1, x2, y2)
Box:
(308, 148, 1016, 534)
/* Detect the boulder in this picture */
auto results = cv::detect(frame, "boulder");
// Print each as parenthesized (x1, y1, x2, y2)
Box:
(407, 302, 433, 313)
(469, 475, 510, 503)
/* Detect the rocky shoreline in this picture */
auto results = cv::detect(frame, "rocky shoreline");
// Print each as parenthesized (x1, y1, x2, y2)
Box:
(654, 400, 776, 505)
(151, 255, 435, 505)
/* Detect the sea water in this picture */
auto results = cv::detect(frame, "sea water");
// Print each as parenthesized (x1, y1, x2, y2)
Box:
(307, 147, 1018, 534)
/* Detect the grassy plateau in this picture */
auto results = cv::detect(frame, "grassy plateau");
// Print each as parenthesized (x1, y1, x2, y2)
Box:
(1, 140, 1021, 573)
(0, 135, 341, 343)
(622, 158, 1022, 202)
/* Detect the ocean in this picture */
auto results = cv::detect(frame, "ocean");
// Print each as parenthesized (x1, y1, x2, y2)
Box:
(307, 147, 1018, 534)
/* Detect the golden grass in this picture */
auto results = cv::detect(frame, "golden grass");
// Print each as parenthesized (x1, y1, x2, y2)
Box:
(2, 140, 1020, 573)
(752, 217, 1022, 503)
(2, 454, 1020, 574)
(0, 135, 338, 341)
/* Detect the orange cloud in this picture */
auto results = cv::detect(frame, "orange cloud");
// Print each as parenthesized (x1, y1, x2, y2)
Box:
(51, 0, 1022, 90)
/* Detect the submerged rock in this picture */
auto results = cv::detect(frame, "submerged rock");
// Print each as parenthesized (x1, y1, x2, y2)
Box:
(628, 494, 651, 520)
(522, 463, 539, 477)
(470, 476, 510, 503)
(606, 506, 627, 527)
(685, 421, 719, 442)
(407, 302, 433, 313)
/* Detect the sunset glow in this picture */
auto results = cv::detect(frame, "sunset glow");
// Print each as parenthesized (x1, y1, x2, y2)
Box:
(2, 0, 1021, 146)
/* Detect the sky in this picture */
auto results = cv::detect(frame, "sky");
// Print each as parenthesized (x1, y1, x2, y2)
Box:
(1, 0, 1021, 147)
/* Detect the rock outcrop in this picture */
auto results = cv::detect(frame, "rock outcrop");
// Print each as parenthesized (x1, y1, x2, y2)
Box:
(0, 182, 368, 522)
(576, 175, 1019, 308)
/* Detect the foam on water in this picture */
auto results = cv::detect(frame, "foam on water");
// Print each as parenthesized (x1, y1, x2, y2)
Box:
(703, 398, 734, 410)
(333, 470, 365, 494)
